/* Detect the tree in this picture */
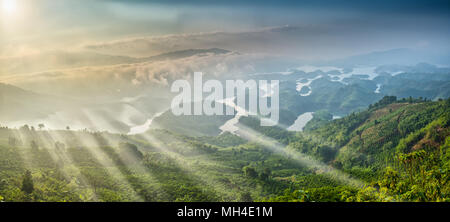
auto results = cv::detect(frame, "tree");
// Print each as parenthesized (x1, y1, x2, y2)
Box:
(20, 124, 30, 131)
(8, 137, 17, 147)
(239, 192, 253, 202)
(259, 172, 269, 181)
(21, 170, 34, 194)
(119, 142, 143, 160)
(38, 123, 45, 130)
(55, 141, 65, 150)
(243, 166, 258, 178)
(30, 140, 39, 151)
(263, 167, 272, 177)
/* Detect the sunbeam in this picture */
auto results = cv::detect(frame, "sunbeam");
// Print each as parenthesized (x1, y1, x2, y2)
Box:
(131, 131, 237, 201)
(235, 123, 365, 187)
(42, 130, 100, 201)
(67, 130, 144, 201)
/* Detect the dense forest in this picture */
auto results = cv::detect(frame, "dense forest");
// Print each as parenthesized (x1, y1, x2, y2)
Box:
(0, 96, 448, 202)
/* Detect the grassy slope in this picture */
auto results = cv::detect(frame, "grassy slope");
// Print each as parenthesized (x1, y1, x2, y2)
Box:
(0, 98, 448, 202)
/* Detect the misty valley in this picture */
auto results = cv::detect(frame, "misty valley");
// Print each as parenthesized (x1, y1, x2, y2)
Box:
(0, 0, 449, 203)
(0, 49, 449, 202)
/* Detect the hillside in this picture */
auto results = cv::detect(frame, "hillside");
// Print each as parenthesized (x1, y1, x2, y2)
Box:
(0, 83, 73, 121)
(0, 83, 163, 133)
(305, 96, 449, 169)
(0, 96, 448, 202)
(230, 97, 450, 201)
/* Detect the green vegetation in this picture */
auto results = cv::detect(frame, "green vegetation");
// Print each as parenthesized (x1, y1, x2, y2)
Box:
(269, 97, 449, 201)
(0, 97, 449, 202)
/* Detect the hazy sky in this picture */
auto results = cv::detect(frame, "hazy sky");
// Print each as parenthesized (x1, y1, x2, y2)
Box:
(1, 0, 449, 58)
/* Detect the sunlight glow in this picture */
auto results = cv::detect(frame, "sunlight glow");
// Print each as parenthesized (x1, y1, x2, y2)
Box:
(235, 123, 366, 188)
(71, 132, 145, 201)
(2, 0, 17, 15)
(134, 132, 232, 199)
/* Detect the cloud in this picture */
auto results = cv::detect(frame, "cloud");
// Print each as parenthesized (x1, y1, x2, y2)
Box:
(84, 24, 450, 61)
(88, 26, 352, 59)
(3, 50, 294, 100)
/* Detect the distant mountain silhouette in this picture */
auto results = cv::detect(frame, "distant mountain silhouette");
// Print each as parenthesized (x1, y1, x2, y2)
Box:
(322, 48, 450, 67)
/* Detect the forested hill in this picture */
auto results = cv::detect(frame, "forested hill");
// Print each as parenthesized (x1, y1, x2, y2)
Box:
(263, 97, 449, 201)
(0, 97, 448, 202)
(305, 96, 449, 170)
